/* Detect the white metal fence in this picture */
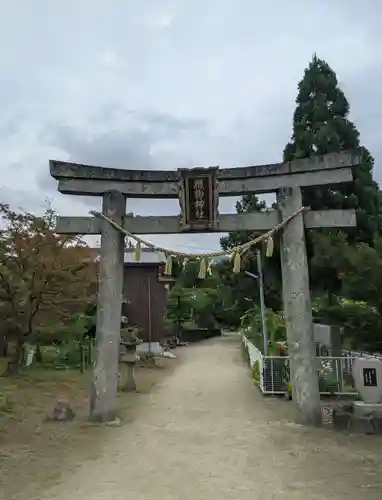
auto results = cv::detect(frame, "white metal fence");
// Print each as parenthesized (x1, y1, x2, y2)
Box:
(242, 334, 358, 396)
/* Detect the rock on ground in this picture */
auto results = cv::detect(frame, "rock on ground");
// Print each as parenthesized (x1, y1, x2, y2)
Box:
(47, 400, 76, 422)
(39, 336, 382, 500)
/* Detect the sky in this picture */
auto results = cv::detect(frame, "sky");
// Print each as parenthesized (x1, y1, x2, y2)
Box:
(1, 0, 382, 253)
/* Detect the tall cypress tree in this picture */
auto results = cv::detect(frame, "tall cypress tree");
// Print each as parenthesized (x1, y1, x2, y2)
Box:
(284, 54, 382, 244)
(283, 54, 382, 303)
(221, 54, 382, 311)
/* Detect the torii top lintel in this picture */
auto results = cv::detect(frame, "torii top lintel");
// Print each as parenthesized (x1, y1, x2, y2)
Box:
(50, 149, 360, 182)
(49, 149, 361, 198)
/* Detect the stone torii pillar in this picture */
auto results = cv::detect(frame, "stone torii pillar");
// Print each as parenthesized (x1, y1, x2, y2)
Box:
(278, 187, 321, 426)
(89, 190, 125, 422)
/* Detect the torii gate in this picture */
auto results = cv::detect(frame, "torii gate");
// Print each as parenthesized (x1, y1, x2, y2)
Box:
(50, 149, 360, 425)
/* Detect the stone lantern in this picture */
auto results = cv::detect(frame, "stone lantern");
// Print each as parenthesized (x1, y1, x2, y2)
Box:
(119, 334, 141, 392)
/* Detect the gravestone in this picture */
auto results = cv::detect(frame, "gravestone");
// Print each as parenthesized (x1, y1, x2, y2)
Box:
(313, 323, 342, 357)
(352, 358, 382, 403)
(331, 359, 382, 434)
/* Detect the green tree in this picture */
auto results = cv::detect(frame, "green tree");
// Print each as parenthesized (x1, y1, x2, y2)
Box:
(309, 234, 382, 352)
(166, 286, 219, 330)
(283, 54, 382, 304)
(166, 285, 193, 328)
(218, 54, 382, 353)
(340, 237, 382, 315)
(220, 195, 267, 249)
(220, 196, 282, 311)
(309, 231, 348, 302)
(284, 54, 382, 244)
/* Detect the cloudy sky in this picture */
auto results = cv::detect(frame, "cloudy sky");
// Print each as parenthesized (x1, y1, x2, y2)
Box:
(1, 1, 382, 253)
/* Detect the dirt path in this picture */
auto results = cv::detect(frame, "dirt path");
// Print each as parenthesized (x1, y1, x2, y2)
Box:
(37, 335, 382, 500)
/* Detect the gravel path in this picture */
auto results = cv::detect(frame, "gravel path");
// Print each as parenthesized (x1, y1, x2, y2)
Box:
(40, 335, 382, 500)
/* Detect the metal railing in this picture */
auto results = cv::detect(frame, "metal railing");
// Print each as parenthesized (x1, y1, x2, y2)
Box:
(242, 334, 358, 396)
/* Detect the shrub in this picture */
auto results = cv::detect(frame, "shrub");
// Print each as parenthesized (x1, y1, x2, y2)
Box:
(313, 295, 382, 352)
(252, 360, 260, 385)
(182, 320, 199, 331)
(240, 305, 286, 353)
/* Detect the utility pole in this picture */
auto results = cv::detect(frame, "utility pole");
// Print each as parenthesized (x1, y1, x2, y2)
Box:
(245, 248, 268, 356)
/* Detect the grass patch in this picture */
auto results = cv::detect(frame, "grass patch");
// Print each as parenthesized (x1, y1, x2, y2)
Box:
(0, 353, 179, 499)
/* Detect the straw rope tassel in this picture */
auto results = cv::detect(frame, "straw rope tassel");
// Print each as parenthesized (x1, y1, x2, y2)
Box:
(164, 254, 173, 276)
(266, 236, 274, 258)
(198, 258, 207, 279)
(233, 252, 241, 273)
(134, 241, 142, 261)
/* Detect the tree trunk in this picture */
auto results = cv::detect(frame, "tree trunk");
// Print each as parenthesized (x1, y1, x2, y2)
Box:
(0, 333, 8, 357)
(2, 338, 24, 376)
(79, 342, 85, 373)
(35, 343, 43, 363)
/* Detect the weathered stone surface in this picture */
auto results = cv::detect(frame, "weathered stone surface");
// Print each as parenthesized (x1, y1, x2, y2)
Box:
(351, 416, 375, 434)
(353, 402, 380, 418)
(352, 358, 382, 403)
(333, 403, 353, 414)
(119, 363, 136, 392)
(331, 403, 353, 431)
(57, 168, 353, 198)
(313, 324, 343, 357)
(278, 187, 321, 427)
(333, 410, 352, 431)
(47, 400, 75, 422)
(373, 415, 382, 433)
(119, 344, 137, 364)
(330, 402, 382, 434)
(49, 149, 360, 182)
(56, 210, 356, 235)
(89, 191, 125, 422)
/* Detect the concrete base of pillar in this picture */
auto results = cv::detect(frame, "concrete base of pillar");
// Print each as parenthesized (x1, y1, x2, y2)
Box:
(332, 402, 382, 434)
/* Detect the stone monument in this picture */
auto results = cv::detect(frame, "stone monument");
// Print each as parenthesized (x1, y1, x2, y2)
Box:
(313, 323, 342, 357)
(352, 357, 382, 404)
(332, 357, 382, 434)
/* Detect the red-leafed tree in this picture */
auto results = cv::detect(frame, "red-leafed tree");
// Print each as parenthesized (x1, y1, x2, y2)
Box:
(0, 202, 96, 374)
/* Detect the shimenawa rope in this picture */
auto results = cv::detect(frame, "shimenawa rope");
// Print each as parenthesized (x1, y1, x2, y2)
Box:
(89, 206, 307, 277)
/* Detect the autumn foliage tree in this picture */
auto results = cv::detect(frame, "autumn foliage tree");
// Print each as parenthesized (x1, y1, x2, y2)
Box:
(0, 203, 96, 374)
